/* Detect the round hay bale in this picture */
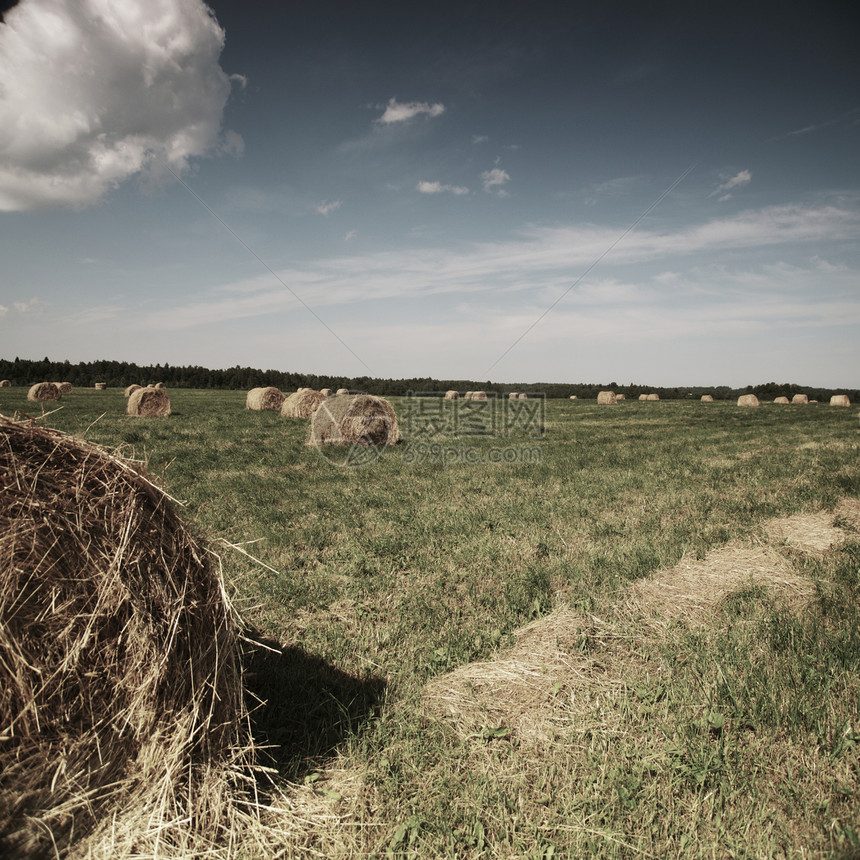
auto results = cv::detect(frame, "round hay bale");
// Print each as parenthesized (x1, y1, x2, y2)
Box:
(830, 394, 851, 407)
(0, 380, 10, 388)
(153, 382, 166, 390)
(597, 390, 617, 405)
(518, 392, 528, 400)
(773, 396, 790, 404)
(281, 388, 327, 418)
(310, 394, 399, 447)
(320, 388, 334, 397)
(124, 384, 143, 398)
(245, 386, 284, 411)
(0, 416, 245, 857)
(701, 394, 714, 402)
(471, 391, 488, 401)
(616, 393, 626, 401)
(646, 393, 660, 401)
(638, 394, 648, 401)
(56, 382, 73, 394)
(444, 390, 460, 400)
(94, 382, 106, 390)
(27, 382, 60, 402)
(791, 393, 809, 404)
(737, 394, 760, 407)
(127, 387, 171, 417)
(509, 392, 519, 400)
(569, 395, 577, 400)
(335, 388, 350, 396)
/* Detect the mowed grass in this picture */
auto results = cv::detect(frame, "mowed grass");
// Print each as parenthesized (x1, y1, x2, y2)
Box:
(2, 387, 859, 858)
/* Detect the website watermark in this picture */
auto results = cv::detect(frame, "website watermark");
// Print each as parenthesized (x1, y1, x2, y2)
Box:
(402, 441, 543, 465)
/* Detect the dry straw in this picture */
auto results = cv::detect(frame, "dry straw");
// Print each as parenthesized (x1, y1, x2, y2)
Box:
(646, 393, 660, 401)
(310, 394, 399, 447)
(153, 382, 166, 390)
(792, 393, 809, 404)
(0, 380, 10, 388)
(0, 416, 248, 857)
(597, 390, 617, 405)
(27, 382, 60, 402)
(123, 384, 142, 398)
(444, 390, 460, 400)
(830, 394, 851, 407)
(774, 396, 790, 404)
(701, 394, 714, 402)
(320, 388, 334, 397)
(127, 387, 171, 417)
(335, 388, 350, 396)
(281, 388, 327, 418)
(737, 394, 760, 407)
(94, 382, 106, 390)
(246, 386, 285, 411)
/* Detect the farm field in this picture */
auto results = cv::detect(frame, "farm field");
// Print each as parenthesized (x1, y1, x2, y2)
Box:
(2, 387, 859, 858)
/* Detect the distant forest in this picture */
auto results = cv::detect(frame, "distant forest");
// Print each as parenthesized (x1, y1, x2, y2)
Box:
(0, 357, 856, 402)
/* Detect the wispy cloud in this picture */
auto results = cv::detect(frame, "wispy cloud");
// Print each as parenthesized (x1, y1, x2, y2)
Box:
(472, 135, 489, 144)
(417, 181, 469, 195)
(315, 200, 342, 216)
(345, 230, 357, 241)
(482, 168, 510, 195)
(0, 0, 238, 211)
(710, 169, 752, 201)
(377, 97, 445, 124)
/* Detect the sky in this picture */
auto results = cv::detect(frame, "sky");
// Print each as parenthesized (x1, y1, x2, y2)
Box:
(0, 0, 858, 387)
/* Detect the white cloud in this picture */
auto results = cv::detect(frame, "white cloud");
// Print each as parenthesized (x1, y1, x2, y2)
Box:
(0, 304, 7, 316)
(345, 230, 357, 241)
(482, 167, 510, 194)
(710, 169, 752, 200)
(377, 97, 445, 124)
(472, 135, 488, 144)
(315, 200, 342, 216)
(416, 180, 469, 195)
(0, 0, 236, 211)
(13, 298, 47, 314)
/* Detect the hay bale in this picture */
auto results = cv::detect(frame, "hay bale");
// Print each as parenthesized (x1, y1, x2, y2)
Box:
(124, 384, 143, 398)
(310, 394, 399, 446)
(56, 382, 73, 394)
(616, 393, 626, 401)
(94, 382, 106, 390)
(773, 396, 790, 404)
(0, 380, 10, 388)
(830, 394, 851, 407)
(335, 388, 350, 396)
(791, 394, 809, 404)
(638, 394, 648, 401)
(518, 392, 528, 400)
(737, 394, 760, 407)
(27, 382, 60, 402)
(444, 390, 460, 400)
(245, 386, 284, 411)
(153, 382, 166, 390)
(471, 391, 488, 401)
(320, 388, 334, 397)
(569, 395, 577, 400)
(282, 388, 327, 418)
(0, 416, 245, 857)
(701, 394, 714, 402)
(646, 393, 660, 401)
(509, 392, 519, 400)
(597, 390, 617, 405)
(127, 387, 171, 417)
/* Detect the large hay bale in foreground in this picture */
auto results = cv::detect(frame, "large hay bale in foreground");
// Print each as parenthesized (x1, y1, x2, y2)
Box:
(27, 382, 60, 402)
(0, 416, 245, 857)
(701, 394, 714, 402)
(597, 390, 617, 405)
(444, 390, 460, 400)
(127, 387, 171, 417)
(737, 394, 760, 407)
(0, 380, 10, 388)
(246, 386, 284, 411)
(791, 393, 809, 404)
(94, 382, 106, 390)
(282, 388, 327, 418)
(124, 384, 142, 398)
(830, 394, 851, 407)
(310, 394, 399, 447)
(773, 396, 790, 404)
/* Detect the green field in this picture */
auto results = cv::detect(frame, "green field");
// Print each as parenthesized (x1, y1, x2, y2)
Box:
(2, 387, 859, 858)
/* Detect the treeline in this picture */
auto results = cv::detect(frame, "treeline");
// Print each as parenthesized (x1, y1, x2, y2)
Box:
(0, 357, 856, 402)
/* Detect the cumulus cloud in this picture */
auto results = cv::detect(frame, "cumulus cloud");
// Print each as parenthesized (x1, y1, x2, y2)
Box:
(710, 169, 752, 201)
(0, 0, 238, 211)
(315, 200, 342, 215)
(377, 97, 445, 124)
(416, 180, 469, 195)
(482, 167, 510, 194)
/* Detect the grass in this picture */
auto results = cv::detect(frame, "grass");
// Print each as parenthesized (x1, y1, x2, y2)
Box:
(2, 387, 859, 857)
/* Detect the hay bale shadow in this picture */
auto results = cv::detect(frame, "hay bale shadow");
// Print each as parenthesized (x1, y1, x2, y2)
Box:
(243, 632, 385, 781)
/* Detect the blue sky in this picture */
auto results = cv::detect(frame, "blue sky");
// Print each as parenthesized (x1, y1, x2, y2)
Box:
(1, 0, 858, 386)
